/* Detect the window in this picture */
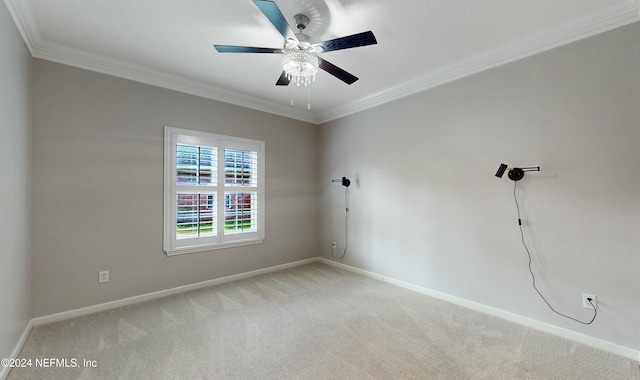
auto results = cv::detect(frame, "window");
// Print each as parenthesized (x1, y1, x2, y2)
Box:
(164, 127, 264, 255)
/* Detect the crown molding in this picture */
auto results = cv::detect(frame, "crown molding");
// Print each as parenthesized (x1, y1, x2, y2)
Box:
(31, 44, 320, 124)
(3, 0, 37, 54)
(6, 0, 639, 126)
(4, 0, 319, 124)
(317, 1, 640, 124)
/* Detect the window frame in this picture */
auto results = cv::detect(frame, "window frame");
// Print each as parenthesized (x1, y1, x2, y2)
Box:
(163, 126, 265, 256)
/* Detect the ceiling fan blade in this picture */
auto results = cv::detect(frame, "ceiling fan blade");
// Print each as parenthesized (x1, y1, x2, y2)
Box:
(276, 71, 290, 86)
(318, 58, 358, 85)
(312, 31, 377, 53)
(214, 45, 282, 54)
(252, 0, 297, 42)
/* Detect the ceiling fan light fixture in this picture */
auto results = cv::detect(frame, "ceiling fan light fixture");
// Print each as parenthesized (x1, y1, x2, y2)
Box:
(214, 1, 377, 89)
(282, 49, 318, 86)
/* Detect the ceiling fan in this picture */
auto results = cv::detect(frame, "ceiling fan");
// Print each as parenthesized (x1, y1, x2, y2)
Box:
(214, 0, 377, 86)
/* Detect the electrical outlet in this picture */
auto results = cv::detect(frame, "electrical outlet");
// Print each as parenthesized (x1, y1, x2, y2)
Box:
(582, 293, 596, 309)
(331, 242, 337, 249)
(99, 271, 109, 284)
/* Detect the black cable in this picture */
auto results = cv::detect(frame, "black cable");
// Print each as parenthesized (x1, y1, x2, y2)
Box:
(332, 186, 349, 259)
(513, 181, 597, 325)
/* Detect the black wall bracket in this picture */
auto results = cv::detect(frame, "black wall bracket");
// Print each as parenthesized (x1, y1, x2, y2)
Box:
(332, 176, 351, 187)
(495, 164, 540, 181)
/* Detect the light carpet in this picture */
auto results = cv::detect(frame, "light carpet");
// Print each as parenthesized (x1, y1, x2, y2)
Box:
(8, 262, 640, 379)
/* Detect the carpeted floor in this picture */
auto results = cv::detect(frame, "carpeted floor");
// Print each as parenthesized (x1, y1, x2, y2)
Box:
(8, 262, 640, 379)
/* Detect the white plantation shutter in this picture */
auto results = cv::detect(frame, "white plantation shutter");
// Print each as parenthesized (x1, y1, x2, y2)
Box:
(164, 127, 264, 255)
(223, 145, 259, 240)
(175, 144, 217, 242)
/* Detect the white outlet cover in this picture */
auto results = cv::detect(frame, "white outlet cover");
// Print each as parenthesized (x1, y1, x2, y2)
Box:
(582, 293, 597, 309)
(99, 271, 109, 283)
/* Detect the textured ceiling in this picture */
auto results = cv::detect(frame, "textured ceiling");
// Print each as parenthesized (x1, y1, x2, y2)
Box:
(5, 0, 639, 123)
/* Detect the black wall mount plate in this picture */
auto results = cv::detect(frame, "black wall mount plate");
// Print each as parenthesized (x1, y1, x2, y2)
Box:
(508, 168, 525, 181)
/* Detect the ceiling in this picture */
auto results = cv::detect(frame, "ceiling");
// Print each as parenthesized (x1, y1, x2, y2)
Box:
(5, 0, 639, 124)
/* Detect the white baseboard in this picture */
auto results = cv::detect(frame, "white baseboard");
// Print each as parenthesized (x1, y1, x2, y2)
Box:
(0, 320, 32, 380)
(22, 256, 640, 363)
(318, 258, 640, 362)
(32, 258, 317, 327)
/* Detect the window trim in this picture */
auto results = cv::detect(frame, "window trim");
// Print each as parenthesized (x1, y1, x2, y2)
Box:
(163, 126, 265, 256)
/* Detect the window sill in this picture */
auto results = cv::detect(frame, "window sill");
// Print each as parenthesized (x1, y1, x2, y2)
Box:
(164, 239, 264, 256)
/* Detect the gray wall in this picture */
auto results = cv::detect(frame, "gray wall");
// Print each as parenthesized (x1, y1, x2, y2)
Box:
(31, 60, 319, 317)
(320, 23, 640, 351)
(0, 1, 31, 362)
